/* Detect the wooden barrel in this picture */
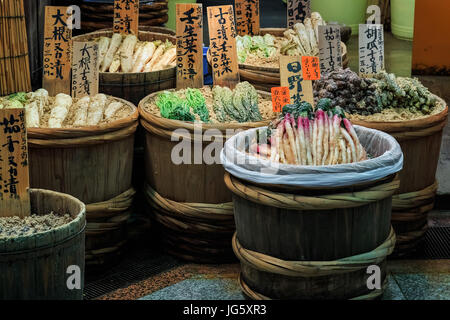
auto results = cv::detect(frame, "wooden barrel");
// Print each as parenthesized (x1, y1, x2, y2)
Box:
(207, 28, 348, 92)
(138, 89, 273, 263)
(27, 97, 139, 266)
(225, 173, 399, 300)
(0, 189, 85, 300)
(351, 102, 449, 256)
(73, 30, 176, 106)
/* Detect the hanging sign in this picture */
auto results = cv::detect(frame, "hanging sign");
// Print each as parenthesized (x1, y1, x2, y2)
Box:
(207, 5, 240, 89)
(42, 6, 72, 96)
(72, 42, 99, 98)
(113, 0, 139, 35)
(176, 3, 204, 89)
(359, 24, 385, 75)
(318, 25, 343, 74)
(287, 0, 311, 28)
(0, 109, 30, 218)
(235, 0, 260, 36)
(301, 56, 321, 80)
(280, 55, 314, 106)
(271, 87, 291, 113)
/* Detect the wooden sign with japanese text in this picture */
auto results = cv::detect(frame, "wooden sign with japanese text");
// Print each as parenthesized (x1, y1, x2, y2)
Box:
(235, 0, 260, 36)
(43, 6, 72, 96)
(359, 24, 385, 75)
(302, 56, 320, 80)
(176, 3, 204, 89)
(207, 5, 240, 89)
(318, 25, 343, 74)
(72, 42, 99, 98)
(287, 0, 311, 28)
(113, 0, 139, 35)
(271, 87, 291, 113)
(0, 109, 30, 218)
(280, 55, 314, 106)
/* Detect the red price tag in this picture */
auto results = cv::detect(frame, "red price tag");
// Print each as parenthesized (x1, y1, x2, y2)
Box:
(271, 87, 291, 113)
(301, 56, 321, 80)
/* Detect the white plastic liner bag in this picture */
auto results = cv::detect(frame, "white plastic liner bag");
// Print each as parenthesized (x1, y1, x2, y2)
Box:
(220, 125, 404, 188)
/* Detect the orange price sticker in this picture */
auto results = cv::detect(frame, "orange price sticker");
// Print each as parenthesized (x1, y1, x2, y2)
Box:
(301, 56, 321, 80)
(271, 87, 291, 113)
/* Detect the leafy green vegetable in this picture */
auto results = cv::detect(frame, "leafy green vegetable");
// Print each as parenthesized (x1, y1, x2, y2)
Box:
(8, 92, 27, 104)
(156, 91, 195, 122)
(185, 88, 210, 123)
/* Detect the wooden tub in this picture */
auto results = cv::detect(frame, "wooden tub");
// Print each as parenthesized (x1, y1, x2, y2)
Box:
(0, 189, 85, 300)
(28, 96, 139, 266)
(351, 102, 449, 255)
(138, 88, 273, 263)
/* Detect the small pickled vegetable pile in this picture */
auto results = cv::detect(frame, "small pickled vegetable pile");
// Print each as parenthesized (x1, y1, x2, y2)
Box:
(0, 212, 72, 239)
(0, 89, 133, 128)
(96, 34, 175, 73)
(251, 99, 367, 166)
(146, 82, 274, 123)
(237, 12, 326, 67)
(314, 69, 443, 120)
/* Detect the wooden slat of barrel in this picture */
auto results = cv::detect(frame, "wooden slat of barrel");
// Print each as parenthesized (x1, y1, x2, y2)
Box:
(0, 189, 85, 300)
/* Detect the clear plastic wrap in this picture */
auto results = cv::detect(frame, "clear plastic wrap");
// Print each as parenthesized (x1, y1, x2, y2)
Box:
(221, 125, 404, 188)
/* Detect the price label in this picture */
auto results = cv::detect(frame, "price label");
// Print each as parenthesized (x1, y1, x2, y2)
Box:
(235, 0, 260, 36)
(207, 5, 240, 89)
(280, 55, 314, 106)
(318, 25, 343, 74)
(72, 41, 99, 98)
(42, 6, 72, 96)
(271, 87, 291, 113)
(359, 24, 385, 76)
(113, 0, 139, 35)
(287, 0, 311, 28)
(302, 56, 321, 80)
(176, 3, 204, 89)
(0, 109, 30, 218)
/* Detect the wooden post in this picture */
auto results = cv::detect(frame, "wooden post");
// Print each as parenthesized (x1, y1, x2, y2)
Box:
(280, 55, 314, 106)
(207, 5, 240, 89)
(42, 6, 72, 96)
(176, 3, 204, 89)
(72, 41, 99, 98)
(0, 108, 30, 218)
(235, 0, 260, 36)
(113, 0, 139, 35)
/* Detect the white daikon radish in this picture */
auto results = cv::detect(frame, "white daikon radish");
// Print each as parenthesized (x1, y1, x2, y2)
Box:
(28, 88, 49, 116)
(72, 96, 91, 126)
(152, 47, 176, 71)
(304, 18, 318, 55)
(143, 44, 165, 72)
(294, 23, 312, 55)
(87, 94, 107, 126)
(25, 101, 40, 128)
(104, 101, 123, 120)
(132, 42, 156, 73)
(109, 54, 121, 73)
(132, 42, 145, 66)
(98, 37, 111, 69)
(101, 34, 122, 72)
(121, 35, 138, 72)
(49, 93, 72, 128)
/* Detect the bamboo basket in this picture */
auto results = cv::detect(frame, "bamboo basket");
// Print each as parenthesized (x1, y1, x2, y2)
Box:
(139, 88, 273, 263)
(226, 172, 398, 300)
(350, 99, 449, 256)
(73, 30, 176, 106)
(207, 28, 348, 92)
(27, 96, 139, 266)
(0, 0, 31, 95)
(0, 189, 85, 300)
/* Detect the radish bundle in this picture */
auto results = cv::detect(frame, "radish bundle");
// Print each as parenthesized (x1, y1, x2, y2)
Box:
(251, 98, 368, 166)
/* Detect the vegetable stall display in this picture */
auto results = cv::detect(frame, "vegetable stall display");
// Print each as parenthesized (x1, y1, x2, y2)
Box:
(138, 83, 275, 262)
(314, 69, 449, 255)
(1, 89, 139, 266)
(73, 30, 177, 105)
(221, 109, 404, 300)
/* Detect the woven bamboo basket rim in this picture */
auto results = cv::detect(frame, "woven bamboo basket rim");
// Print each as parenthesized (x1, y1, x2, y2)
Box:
(392, 180, 437, 210)
(72, 29, 176, 76)
(206, 28, 347, 74)
(395, 223, 428, 244)
(392, 202, 434, 222)
(349, 98, 448, 133)
(27, 95, 138, 140)
(0, 189, 86, 251)
(238, 273, 387, 301)
(225, 172, 399, 211)
(138, 86, 274, 133)
(232, 228, 396, 278)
